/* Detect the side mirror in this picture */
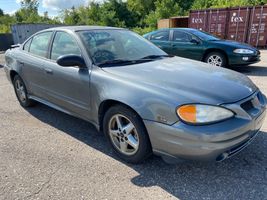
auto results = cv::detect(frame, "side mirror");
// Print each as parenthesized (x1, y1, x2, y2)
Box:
(57, 55, 86, 68)
(190, 39, 200, 44)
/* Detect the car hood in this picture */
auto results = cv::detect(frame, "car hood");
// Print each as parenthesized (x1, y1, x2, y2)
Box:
(210, 39, 257, 50)
(102, 57, 257, 105)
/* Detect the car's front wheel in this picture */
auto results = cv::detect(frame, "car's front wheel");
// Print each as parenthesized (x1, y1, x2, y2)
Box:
(204, 52, 227, 67)
(13, 75, 35, 107)
(103, 105, 152, 163)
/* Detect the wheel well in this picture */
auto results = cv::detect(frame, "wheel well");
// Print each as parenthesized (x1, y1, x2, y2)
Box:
(10, 70, 18, 82)
(98, 100, 142, 132)
(202, 49, 228, 65)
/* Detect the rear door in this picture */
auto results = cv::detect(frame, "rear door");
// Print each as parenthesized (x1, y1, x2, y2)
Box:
(170, 30, 203, 60)
(19, 31, 53, 97)
(42, 31, 91, 119)
(149, 30, 172, 54)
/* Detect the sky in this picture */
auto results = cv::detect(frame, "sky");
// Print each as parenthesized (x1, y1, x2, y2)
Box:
(0, 0, 103, 17)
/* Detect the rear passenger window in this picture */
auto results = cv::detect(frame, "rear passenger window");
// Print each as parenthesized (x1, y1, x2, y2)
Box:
(29, 32, 52, 58)
(150, 31, 169, 41)
(51, 32, 81, 61)
(23, 38, 32, 52)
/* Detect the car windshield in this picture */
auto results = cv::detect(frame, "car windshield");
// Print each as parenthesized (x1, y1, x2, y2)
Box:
(78, 29, 168, 66)
(191, 30, 220, 41)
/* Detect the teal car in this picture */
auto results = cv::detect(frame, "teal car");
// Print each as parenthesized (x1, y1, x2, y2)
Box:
(143, 28, 260, 67)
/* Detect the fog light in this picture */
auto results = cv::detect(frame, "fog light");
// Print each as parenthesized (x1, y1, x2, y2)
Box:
(242, 57, 249, 61)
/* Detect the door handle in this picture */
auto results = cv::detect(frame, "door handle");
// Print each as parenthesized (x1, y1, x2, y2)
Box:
(44, 68, 53, 74)
(18, 61, 24, 66)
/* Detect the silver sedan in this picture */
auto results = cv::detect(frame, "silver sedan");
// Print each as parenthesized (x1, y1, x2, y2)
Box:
(4, 26, 267, 163)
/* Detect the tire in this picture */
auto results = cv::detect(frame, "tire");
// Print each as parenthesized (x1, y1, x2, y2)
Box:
(204, 51, 227, 67)
(13, 75, 35, 107)
(103, 105, 152, 163)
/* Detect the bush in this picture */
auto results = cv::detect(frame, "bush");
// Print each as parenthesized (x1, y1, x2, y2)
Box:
(131, 26, 155, 35)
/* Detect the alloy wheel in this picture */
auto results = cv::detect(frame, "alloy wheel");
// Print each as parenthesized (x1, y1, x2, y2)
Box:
(207, 55, 223, 67)
(15, 79, 26, 103)
(108, 114, 139, 156)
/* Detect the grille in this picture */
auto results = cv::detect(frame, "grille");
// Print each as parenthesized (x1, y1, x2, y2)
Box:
(241, 100, 254, 112)
(240, 92, 265, 114)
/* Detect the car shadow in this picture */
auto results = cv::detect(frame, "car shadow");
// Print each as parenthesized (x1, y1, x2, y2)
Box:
(231, 65, 267, 76)
(0, 64, 3, 69)
(25, 103, 267, 199)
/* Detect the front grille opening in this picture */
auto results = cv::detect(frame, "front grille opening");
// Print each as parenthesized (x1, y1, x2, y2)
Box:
(241, 100, 254, 112)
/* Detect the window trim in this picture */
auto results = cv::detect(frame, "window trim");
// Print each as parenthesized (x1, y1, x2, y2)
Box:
(23, 38, 33, 52)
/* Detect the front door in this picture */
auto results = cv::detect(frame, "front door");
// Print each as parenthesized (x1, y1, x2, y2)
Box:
(170, 30, 203, 60)
(42, 31, 91, 120)
(149, 30, 172, 54)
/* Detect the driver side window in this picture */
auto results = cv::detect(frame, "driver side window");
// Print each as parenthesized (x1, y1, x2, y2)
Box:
(51, 31, 81, 61)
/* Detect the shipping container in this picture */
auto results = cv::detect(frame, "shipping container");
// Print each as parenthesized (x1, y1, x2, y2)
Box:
(11, 24, 61, 44)
(247, 5, 267, 47)
(207, 8, 228, 38)
(158, 17, 188, 29)
(189, 10, 209, 31)
(169, 16, 188, 28)
(189, 5, 267, 47)
(227, 7, 251, 43)
(158, 19, 170, 29)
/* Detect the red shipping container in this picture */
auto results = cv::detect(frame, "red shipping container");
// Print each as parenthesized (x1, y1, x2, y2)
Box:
(247, 5, 267, 47)
(207, 8, 228, 38)
(189, 10, 209, 31)
(227, 7, 251, 43)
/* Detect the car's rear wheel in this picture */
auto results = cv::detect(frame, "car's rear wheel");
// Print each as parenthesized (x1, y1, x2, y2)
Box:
(205, 52, 227, 67)
(103, 105, 152, 163)
(13, 75, 35, 107)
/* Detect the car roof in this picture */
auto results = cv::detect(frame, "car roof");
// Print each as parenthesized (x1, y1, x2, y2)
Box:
(45, 25, 125, 32)
(158, 28, 197, 32)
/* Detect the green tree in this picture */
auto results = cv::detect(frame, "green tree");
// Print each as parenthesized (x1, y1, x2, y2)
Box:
(145, 0, 182, 28)
(63, 6, 81, 25)
(0, 13, 16, 33)
(15, 0, 40, 23)
(127, 0, 156, 26)
(0, 8, 4, 17)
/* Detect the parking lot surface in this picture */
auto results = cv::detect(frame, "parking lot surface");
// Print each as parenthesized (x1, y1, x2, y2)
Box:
(0, 52, 267, 200)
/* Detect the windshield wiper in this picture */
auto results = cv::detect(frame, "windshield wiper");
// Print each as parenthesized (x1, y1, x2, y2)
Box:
(97, 55, 173, 67)
(140, 54, 173, 60)
(97, 59, 135, 67)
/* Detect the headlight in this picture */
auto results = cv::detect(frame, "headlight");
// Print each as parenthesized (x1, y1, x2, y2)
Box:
(177, 104, 234, 124)
(233, 49, 254, 54)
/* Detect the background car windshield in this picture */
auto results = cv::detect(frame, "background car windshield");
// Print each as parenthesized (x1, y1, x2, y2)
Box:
(192, 30, 220, 41)
(78, 30, 167, 65)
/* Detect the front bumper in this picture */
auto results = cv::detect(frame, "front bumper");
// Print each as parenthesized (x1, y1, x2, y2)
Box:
(144, 91, 266, 162)
(229, 51, 261, 66)
(4, 64, 12, 82)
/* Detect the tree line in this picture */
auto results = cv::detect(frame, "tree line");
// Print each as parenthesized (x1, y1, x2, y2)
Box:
(0, 0, 266, 34)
